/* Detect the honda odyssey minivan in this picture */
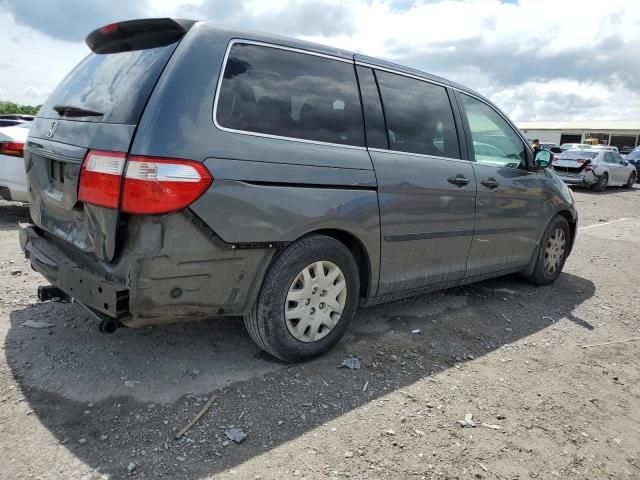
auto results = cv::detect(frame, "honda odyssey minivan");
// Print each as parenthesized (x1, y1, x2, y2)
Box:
(20, 18, 577, 362)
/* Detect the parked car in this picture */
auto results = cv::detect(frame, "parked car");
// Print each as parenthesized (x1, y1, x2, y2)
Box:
(0, 114, 35, 121)
(0, 123, 30, 202)
(540, 143, 562, 154)
(591, 145, 619, 154)
(624, 147, 640, 181)
(560, 143, 590, 151)
(620, 146, 635, 156)
(0, 119, 27, 127)
(552, 149, 637, 191)
(19, 18, 577, 362)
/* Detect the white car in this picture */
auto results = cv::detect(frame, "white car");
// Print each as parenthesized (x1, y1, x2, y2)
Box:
(552, 148, 637, 191)
(559, 143, 591, 151)
(0, 123, 30, 202)
(591, 145, 619, 154)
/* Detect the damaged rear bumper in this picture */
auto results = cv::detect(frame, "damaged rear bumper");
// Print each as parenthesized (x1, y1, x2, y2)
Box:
(20, 223, 129, 319)
(19, 212, 276, 326)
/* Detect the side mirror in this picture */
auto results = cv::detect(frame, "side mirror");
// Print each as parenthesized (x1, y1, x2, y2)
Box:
(534, 149, 552, 168)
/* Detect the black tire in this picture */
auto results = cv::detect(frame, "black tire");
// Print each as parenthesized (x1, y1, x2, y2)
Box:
(623, 171, 636, 188)
(244, 234, 360, 362)
(592, 172, 608, 192)
(521, 215, 571, 286)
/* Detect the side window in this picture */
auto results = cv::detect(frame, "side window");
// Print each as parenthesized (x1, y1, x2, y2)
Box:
(216, 43, 364, 147)
(460, 94, 525, 168)
(604, 152, 614, 163)
(375, 71, 460, 159)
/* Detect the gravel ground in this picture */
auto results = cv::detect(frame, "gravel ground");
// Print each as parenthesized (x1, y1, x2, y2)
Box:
(0, 184, 639, 480)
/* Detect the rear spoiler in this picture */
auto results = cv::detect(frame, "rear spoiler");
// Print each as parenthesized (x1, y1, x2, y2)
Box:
(86, 18, 197, 54)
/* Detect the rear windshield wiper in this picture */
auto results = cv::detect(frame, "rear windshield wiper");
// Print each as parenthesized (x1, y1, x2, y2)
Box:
(53, 105, 104, 118)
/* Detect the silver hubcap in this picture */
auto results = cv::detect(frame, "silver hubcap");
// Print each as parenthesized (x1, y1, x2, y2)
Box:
(544, 228, 566, 275)
(285, 261, 347, 342)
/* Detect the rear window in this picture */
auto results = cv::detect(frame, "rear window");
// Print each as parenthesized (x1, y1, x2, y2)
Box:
(39, 44, 177, 124)
(216, 43, 364, 147)
(558, 152, 598, 160)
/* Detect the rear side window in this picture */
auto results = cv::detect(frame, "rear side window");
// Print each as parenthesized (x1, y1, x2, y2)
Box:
(40, 44, 178, 124)
(375, 71, 460, 159)
(216, 43, 364, 147)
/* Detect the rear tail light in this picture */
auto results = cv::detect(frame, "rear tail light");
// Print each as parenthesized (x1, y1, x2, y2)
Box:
(78, 150, 126, 208)
(78, 150, 212, 214)
(99, 23, 119, 34)
(0, 141, 25, 158)
(121, 156, 212, 214)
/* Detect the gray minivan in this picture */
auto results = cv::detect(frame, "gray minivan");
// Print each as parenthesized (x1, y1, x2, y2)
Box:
(20, 19, 577, 362)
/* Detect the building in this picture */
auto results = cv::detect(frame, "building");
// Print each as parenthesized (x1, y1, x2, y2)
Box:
(517, 121, 640, 150)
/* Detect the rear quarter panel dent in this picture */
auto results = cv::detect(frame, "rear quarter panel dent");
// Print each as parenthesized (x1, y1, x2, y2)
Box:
(190, 180, 381, 297)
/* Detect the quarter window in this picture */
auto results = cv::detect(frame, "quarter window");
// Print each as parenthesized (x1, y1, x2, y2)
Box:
(460, 94, 525, 169)
(216, 43, 364, 147)
(375, 71, 460, 159)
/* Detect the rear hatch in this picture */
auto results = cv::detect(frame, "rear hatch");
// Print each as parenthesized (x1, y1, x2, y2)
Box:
(552, 151, 598, 175)
(25, 18, 194, 261)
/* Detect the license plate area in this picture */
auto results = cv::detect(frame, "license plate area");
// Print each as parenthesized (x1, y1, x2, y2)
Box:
(50, 159, 65, 190)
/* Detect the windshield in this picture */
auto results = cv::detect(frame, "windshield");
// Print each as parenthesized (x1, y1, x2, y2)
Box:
(626, 148, 640, 160)
(39, 43, 177, 124)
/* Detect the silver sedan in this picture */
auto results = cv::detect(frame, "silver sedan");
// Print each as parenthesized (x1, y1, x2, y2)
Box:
(551, 149, 637, 191)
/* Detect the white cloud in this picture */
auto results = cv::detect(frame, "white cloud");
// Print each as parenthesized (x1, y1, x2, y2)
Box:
(1, 0, 639, 120)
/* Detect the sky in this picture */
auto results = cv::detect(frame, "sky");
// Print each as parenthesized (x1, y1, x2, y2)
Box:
(1, 0, 639, 121)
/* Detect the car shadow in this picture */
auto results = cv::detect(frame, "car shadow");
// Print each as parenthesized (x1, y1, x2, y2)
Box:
(570, 184, 637, 195)
(5, 272, 595, 479)
(0, 201, 30, 231)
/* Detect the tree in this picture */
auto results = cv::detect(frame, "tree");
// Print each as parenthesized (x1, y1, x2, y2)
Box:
(0, 101, 41, 116)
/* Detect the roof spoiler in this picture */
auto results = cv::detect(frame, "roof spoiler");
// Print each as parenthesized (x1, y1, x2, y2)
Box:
(86, 18, 197, 54)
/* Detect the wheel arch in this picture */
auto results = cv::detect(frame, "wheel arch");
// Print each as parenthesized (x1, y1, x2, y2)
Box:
(311, 228, 373, 299)
(556, 209, 577, 254)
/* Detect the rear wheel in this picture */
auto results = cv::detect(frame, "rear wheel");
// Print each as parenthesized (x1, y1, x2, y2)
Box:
(244, 234, 360, 362)
(623, 171, 636, 188)
(521, 215, 570, 286)
(592, 172, 608, 192)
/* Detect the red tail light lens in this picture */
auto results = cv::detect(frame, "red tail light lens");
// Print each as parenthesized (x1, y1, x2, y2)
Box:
(0, 141, 25, 158)
(122, 156, 212, 214)
(79, 151, 212, 214)
(99, 23, 119, 34)
(78, 150, 126, 208)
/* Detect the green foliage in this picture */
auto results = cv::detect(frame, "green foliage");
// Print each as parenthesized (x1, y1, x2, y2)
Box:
(0, 101, 41, 116)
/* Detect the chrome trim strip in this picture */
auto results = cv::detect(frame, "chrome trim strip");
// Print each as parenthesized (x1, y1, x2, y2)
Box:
(368, 147, 471, 165)
(212, 39, 366, 151)
(355, 61, 453, 91)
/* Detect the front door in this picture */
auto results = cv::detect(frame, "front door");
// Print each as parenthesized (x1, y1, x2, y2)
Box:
(367, 70, 476, 295)
(456, 92, 545, 278)
(606, 152, 626, 184)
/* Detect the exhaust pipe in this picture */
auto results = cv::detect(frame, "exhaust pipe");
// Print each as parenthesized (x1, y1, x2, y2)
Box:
(72, 298, 121, 334)
(98, 318, 121, 334)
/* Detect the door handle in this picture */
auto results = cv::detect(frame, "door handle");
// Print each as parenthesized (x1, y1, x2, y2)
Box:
(447, 175, 470, 186)
(481, 178, 500, 189)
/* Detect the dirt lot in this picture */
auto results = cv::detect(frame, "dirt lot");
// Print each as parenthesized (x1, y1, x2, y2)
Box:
(1, 185, 639, 480)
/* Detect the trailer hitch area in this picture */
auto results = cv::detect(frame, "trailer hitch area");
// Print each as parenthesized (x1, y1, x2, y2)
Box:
(37, 285, 70, 302)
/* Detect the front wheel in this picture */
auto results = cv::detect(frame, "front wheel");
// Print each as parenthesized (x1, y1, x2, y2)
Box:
(623, 171, 636, 188)
(244, 234, 360, 362)
(521, 215, 570, 286)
